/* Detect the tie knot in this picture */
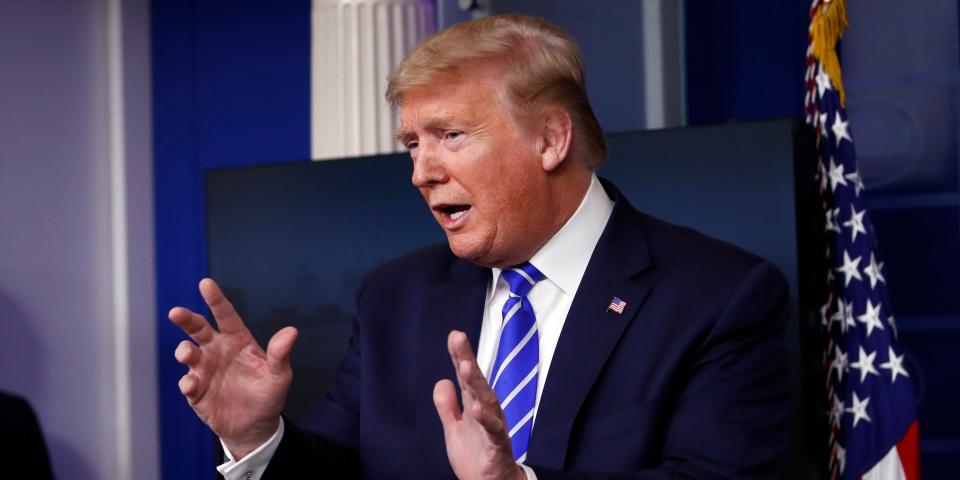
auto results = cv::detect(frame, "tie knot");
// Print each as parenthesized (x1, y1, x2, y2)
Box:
(501, 262, 543, 298)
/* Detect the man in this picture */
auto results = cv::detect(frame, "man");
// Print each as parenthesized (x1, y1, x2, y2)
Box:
(170, 14, 792, 479)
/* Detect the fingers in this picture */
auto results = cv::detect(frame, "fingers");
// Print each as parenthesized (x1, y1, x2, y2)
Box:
(168, 306, 215, 345)
(178, 372, 200, 399)
(438, 332, 510, 452)
(174, 340, 201, 368)
(447, 330, 505, 436)
(199, 278, 247, 335)
(460, 360, 507, 436)
(447, 330, 474, 401)
(175, 341, 208, 403)
(447, 330, 478, 365)
(469, 393, 508, 437)
(447, 331, 497, 405)
(265, 326, 299, 375)
(433, 379, 462, 427)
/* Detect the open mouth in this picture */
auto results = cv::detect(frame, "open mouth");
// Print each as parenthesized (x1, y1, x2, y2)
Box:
(435, 204, 472, 225)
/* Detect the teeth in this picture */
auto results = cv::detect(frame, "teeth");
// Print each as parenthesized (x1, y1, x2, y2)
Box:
(450, 210, 465, 220)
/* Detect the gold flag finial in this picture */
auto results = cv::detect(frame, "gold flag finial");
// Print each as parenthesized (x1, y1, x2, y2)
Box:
(810, 0, 849, 105)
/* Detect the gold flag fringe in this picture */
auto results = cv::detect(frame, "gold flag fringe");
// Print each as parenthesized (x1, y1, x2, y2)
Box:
(810, 0, 849, 106)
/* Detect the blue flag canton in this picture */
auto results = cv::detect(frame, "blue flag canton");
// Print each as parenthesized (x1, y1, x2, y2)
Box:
(807, 62, 918, 480)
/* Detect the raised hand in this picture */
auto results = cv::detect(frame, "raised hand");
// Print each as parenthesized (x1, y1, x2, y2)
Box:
(433, 331, 526, 480)
(169, 278, 298, 459)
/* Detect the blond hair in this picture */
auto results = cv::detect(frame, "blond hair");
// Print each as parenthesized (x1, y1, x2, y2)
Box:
(386, 14, 607, 167)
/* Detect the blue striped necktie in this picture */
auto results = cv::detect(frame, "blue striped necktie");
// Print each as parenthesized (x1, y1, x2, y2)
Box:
(489, 262, 544, 463)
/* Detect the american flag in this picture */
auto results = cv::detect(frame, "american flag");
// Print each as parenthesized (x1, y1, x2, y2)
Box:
(804, 1, 921, 479)
(607, 297, 626, 314)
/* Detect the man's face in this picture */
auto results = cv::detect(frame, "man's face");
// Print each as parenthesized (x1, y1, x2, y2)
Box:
(396, 68, 551, 268)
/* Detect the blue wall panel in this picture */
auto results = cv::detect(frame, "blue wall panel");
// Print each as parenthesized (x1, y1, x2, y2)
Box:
(152, 1, 212, 478)
(194, 0, 311, 168)
(684, 0, 810, 125)
(152, 0, 311, 478)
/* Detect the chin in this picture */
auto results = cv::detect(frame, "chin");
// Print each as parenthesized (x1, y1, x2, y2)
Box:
(447, 240, 480, 262)
(446, 235, 492, 265)
(447, 236, 519, 269)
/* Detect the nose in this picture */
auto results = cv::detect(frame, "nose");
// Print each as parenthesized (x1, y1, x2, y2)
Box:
(410, 141, 447, 188)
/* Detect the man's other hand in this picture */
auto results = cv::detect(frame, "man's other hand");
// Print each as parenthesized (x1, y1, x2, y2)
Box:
(434, 331, 526, 480)
(169, 278, 298, 460)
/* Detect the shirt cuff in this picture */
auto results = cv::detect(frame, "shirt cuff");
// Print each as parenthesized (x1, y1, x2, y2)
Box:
(216, 418, 284, 480)
(520, 463, 538, 480)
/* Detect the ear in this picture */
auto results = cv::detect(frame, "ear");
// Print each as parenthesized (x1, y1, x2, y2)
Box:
(538, 105, 573, 173)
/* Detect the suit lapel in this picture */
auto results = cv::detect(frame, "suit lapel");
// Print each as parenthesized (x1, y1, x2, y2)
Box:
(527, 184, 654, 469)
(415, 255, 489, 477)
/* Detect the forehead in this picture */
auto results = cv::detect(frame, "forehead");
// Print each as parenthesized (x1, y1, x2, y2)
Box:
(397, 61, 515, 129)
(399, 77, 497, 124)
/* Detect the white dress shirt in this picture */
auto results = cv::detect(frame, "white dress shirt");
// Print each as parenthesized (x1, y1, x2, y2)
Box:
(217, 175, 614, 480)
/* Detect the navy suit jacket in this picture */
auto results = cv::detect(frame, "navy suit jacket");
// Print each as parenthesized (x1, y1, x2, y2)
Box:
(263, 181, 792, 479)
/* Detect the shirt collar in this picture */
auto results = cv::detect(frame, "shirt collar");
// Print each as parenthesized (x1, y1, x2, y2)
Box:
(489, 174, 614, 298)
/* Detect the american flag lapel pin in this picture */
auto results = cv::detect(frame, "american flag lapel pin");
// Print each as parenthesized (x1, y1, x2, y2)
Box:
(607, 296, 627, 315)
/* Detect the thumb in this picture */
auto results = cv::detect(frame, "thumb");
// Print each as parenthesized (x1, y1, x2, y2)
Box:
(433, 379, 462, 430)
(266, 326, 299, 375)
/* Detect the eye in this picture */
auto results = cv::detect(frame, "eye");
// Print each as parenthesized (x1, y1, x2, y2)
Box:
(406, 141, 419, 150)
(444, 131, 463, 140)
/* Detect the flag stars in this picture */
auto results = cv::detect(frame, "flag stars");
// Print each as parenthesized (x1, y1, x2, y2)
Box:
(816, 64, 833, 98)
(817, 160, 829, 193)
(856, 299, 885, 338)
(830, 298, 847, 332)
(833, 442, 846, 475)
(844, 168, 866, 196)
(842, 206, 867, 243)
(830, 394, 844, 429)
(863, 252, 886, 289)
(835, 251, 863, 287)
(850, 346, 880, 383)
(830, 344, 848, 383)
(832, 112, 852, 146)
(820, 298, 832, 327)
(843, 300, 855, 334)
(845, 392, 872, 427)
(809, 39, 918, 470)
(828, 158, 848, 192)
(880, 346, 909, 384)
(825, 207, 841, 234)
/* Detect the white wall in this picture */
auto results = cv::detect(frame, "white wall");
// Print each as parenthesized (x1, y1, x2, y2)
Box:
(0, 1, 157, 478)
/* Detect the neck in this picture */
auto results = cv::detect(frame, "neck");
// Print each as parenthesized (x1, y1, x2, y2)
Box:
(489, 167, 592, 268)
(545, 168, 593, 240)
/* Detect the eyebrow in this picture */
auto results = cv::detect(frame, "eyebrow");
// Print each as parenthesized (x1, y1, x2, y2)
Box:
(393, 127, 413, 143)
(393, 114, 466, 142)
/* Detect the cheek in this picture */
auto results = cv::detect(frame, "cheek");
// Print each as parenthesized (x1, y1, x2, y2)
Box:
(482, 165, 539, 234)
